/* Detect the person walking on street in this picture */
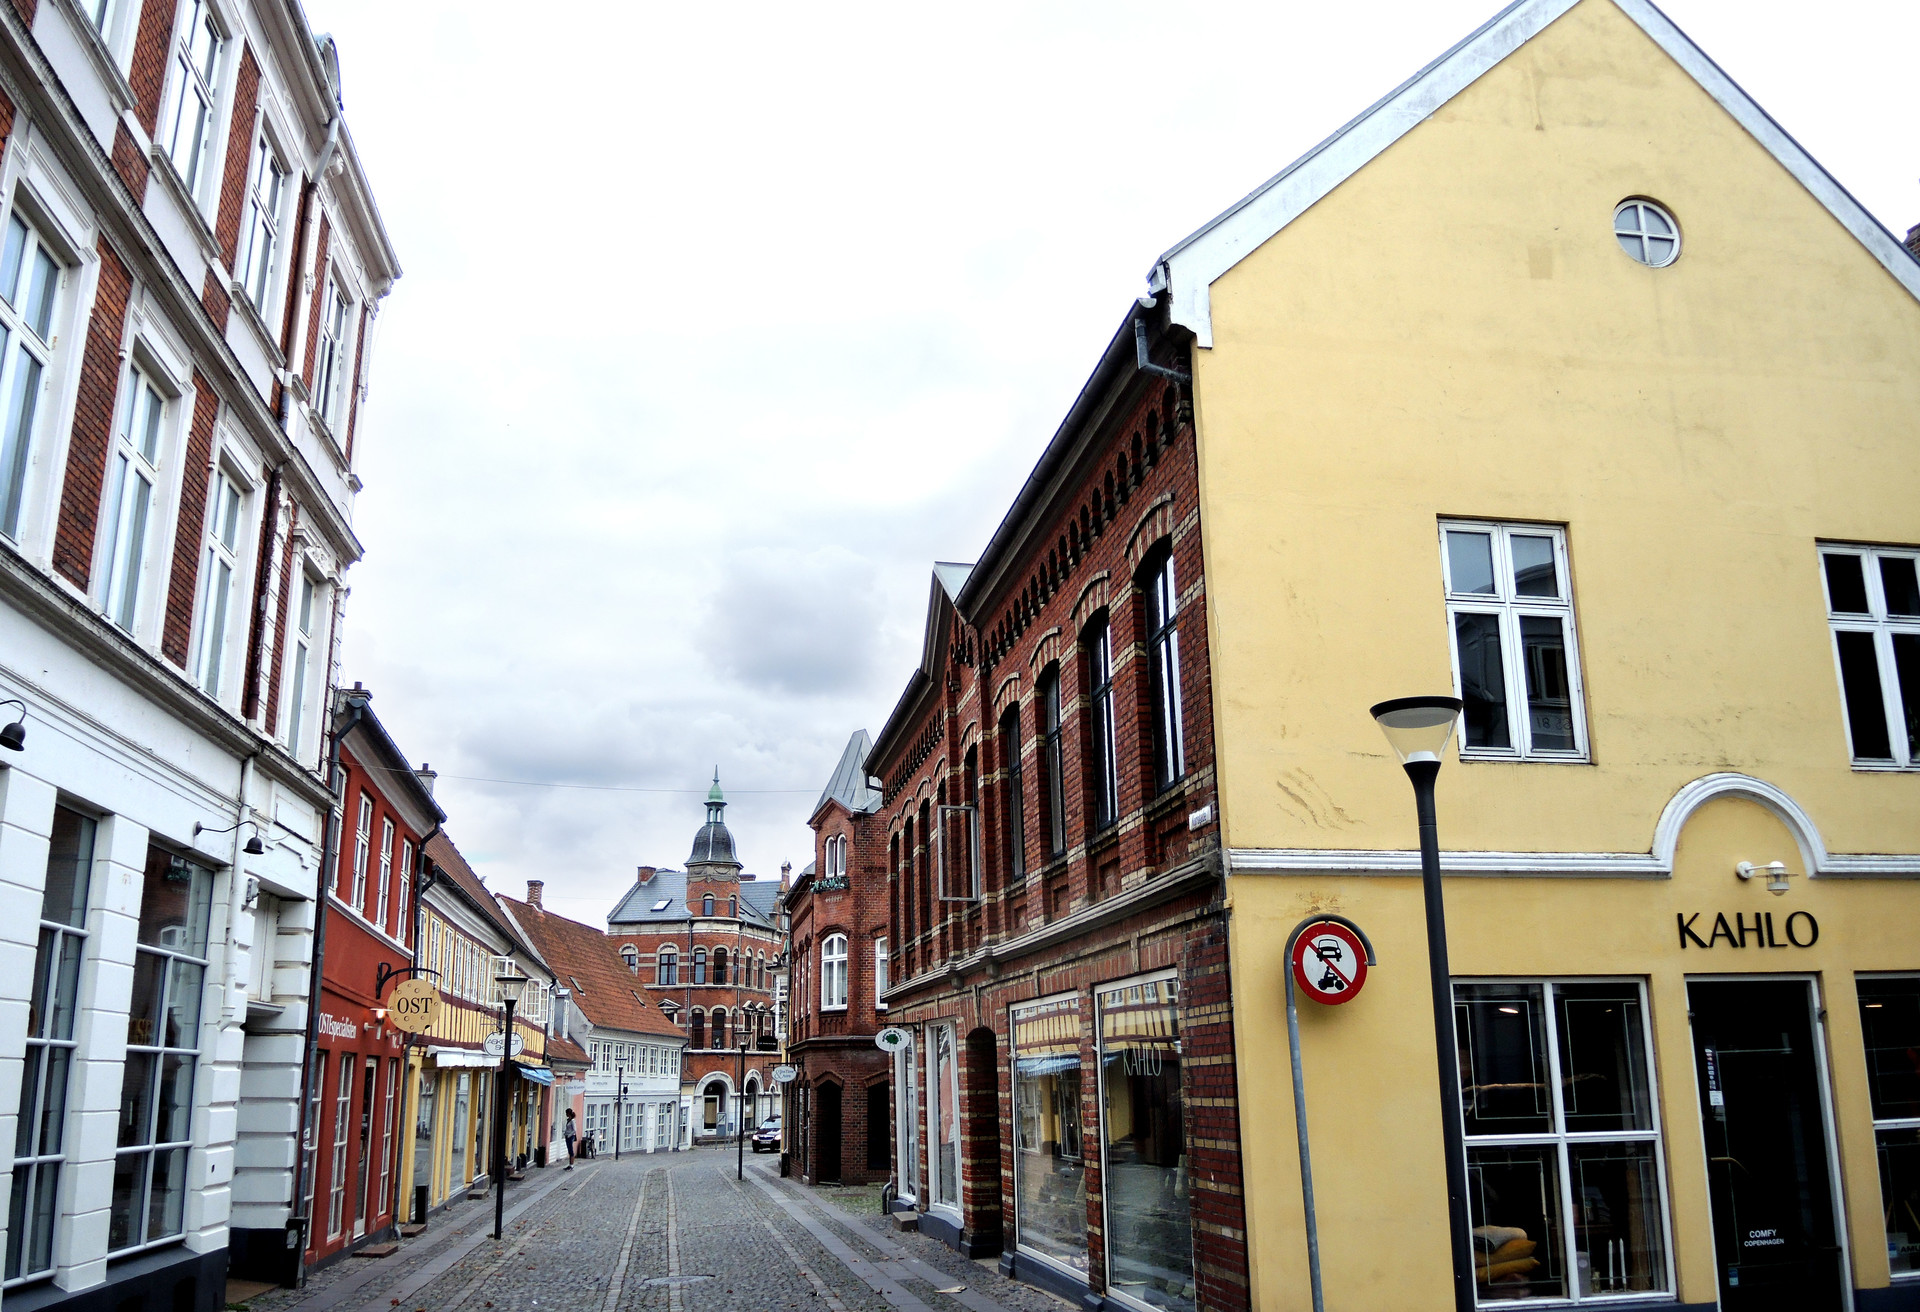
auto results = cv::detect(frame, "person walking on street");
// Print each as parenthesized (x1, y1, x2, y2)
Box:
(563, 1108, 578, 1169)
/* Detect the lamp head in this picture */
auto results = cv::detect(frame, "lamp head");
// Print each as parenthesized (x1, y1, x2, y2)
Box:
(495, 965, 530, 1005)
(243, 833, 266, 855)
(0, 717, 23, 752)
(1369, 696, 1464, 765)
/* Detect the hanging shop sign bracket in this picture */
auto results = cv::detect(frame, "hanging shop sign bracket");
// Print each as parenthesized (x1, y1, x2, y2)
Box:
(1284, 914, 1378, 1312)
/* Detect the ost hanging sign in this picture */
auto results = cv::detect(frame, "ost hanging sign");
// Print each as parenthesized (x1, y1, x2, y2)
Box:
(1290, 922, 1369, 1004)
(384, 978, 441, 1034)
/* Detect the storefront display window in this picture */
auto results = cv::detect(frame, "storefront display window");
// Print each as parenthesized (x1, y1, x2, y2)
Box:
(897, 1041, 919, 1203)
(413, 1071, 434, 1214)
(1097, 973, 1191, 1312)
(1012, 994, 1087, 1274)
(1455, 980, 1669, 1303)
(1859, 976, 1920, 1277)
(930, 1024, 960, 1212)
(448, 1073, 470, 1192)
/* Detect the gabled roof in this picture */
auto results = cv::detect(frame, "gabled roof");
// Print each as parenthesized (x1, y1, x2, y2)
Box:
(870, 564, 974, 776)
(1149, 0, 1920, 348)
(497, 896, 681, 1040)
(423, 833, 527, 953)
(605, 869, 778, 931)
(811, 730, 881, 823)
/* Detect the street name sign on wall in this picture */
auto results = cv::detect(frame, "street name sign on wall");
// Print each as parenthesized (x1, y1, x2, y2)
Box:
(1290, 922, 1369, 1005)
(481, 1031, 526, 1058)
(384, 978, 440, 1034)
(875, 1026, 911, 1054)
(772, 1065, 799, 1084)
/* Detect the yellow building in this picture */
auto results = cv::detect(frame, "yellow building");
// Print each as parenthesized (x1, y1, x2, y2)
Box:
(1150, 0, 1920, 1308)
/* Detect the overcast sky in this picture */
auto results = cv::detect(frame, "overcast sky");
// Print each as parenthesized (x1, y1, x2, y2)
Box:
(304, 0, 1919, 929)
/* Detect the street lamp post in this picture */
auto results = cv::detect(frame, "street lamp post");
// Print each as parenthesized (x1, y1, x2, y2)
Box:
(736, 1037, 749, 1180)
(1369, 696, 1474, 1312)
(492, 967, 529, 1242)
(615, 1065, 625, 1162)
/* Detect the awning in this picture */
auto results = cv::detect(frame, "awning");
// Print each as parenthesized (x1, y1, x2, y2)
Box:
(515, 1064, 554, 1086)
(428, 1047, 495, 1069)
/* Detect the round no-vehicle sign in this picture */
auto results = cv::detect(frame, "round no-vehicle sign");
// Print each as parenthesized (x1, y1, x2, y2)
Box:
(1291, 922, 1368, 1004)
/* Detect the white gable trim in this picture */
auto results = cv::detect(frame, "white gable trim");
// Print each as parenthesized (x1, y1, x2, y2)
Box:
(1151, 0, 1920, 348)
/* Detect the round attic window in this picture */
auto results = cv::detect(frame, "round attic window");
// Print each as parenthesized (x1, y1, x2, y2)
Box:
(1614, 199, 1679, 267)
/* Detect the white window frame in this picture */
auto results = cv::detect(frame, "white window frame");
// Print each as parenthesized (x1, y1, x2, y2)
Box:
(926, 1022, 961, 1219)
(1146, 547, 1186, 790)
(163, 0, 225, 204)
(312, 271, 350, 431)
(1440, 520, 1589, 762)
(1453, 976, 1676, 1306)
(1859, 972, 1920, 1281)
(1086, 618, 1118, 828)
(820, 934, 848, 1012)
(396, 840, 412, 948)
(238, 134, 287, 313)
(375, 817, 393, 929)
(350, 794, 370, 912)
(192, 464, 246, 699)
(874, 936, 888, 1010)
(1819, 543, 1920, 769)
(100, 363, 169, 634)
(283, 570, 322, 758)
(0, 210, 63, 544)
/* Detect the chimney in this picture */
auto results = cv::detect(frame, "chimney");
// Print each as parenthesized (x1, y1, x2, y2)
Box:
(636, 865, 656, 885)
(416, 762, 437, 796)
(780, 860, 792, 894)
(527, 880, 544, 910)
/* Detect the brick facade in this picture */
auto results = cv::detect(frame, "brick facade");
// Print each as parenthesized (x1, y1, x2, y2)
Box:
(864, 308, 1249, 1310)
(159, 374, 221, 666)
(51, 240, 131, 588)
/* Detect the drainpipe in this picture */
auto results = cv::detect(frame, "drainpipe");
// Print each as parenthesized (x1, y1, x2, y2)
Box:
(1134, 296, 1192, 384)
(289, 685, 369, 1271)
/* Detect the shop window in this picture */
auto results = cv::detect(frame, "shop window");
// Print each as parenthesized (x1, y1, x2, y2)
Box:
(1441, 522, 1587, 761)
(1012, 994, 1087, 1276)
(111, 847, 214, 1254)
(1096, 973, 1191, 1312)
(1820, 545, 1920, 767)
(929, 1024, 961, 1213)
(1455, 980, 1670, 1303)
(1858, 976, 1920, 1276)
(7, 807, 95, 1285)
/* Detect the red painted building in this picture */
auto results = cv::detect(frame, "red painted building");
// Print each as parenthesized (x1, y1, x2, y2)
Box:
(303, 692, 443, 1267)
(604, 776, 783, 1139)
(784, 731, 893, 1183)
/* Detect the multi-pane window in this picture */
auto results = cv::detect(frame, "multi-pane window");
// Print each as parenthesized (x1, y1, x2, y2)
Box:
(657, 948, 677, 986)
(302, 1053, 324, 1222)
(313, 275, 349, 428)
(194, 470, 244, 697)
(84, 0, 113, 32)
(1859, 977, 1920, 1276)
(7, 807, 94, 1285)
(693, 948, 707, 984)
(821, 934, 848, 1011)
(1454, 980, 1670, 1303)
(690, 1010, 705, 1049)
(1085, 620, 1118, 830)
(999, 706, 1025, 882)
(714, 947, 729, 986)
(284, 573, 319, 757)
(397, 840, 412, 946)
(702, 893, 714, 917)
(112, 847, 214, 1253)
(1040, 668, 1066, 857)
(1145, 549, 1186, 790)
(1821, 545, 1920, 767)
(380, 1059, 397, 1213)
(0, 213, 60, 541)
(103, 367, 166, 632)
(239, 139, 287, 310)
(164, 0, 223, 198)
(351, 794, 371, 912)
(1441, 522, 1586, 760)
(875, 936, 888, 1009)
(327, 1056, 351, 1236)
(712, 1008, 728, 1050)
(824, 834, 846, 880)
(375, 818, 394, 929)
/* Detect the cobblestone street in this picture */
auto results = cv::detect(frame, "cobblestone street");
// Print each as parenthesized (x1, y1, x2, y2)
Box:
(238, 1149, 1070, 1312)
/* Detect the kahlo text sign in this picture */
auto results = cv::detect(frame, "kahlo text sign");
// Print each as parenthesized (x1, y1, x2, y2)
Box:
(1677, 911, 1818, 950)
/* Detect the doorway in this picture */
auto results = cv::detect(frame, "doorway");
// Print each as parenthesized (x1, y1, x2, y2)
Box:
(1688, 979, 1845, 1311)
(818, 1081, 843, 1182)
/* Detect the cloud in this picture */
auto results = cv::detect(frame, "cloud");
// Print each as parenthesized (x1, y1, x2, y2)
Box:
(698, 547, 882, 696)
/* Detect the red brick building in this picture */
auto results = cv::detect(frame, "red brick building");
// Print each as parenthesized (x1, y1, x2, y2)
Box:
(783, 731, 893, 1183)
(604, 776, 782, 1140)
(865, 304, 1247, 1312)
(304, 693, 442, 1268)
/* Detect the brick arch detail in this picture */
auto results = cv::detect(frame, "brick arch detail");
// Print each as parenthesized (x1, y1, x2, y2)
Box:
(1126, 491, 1178, 570)
(1027, 626, 1061, 677)
(1073, 570, 1111, 634)
(992, 672, 1021, 716)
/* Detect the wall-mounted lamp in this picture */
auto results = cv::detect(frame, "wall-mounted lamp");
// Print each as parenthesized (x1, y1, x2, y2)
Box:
(1737, 860, 1793, 895)
(195, 817, 266, 855)
(0, 699, 27, 752)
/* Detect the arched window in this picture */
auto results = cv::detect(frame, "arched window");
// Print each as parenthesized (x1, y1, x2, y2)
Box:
(693, 948, 707, 984)
(714, 947, 729, 986)
(821, 934, 849, 1010)
(713, 1008, 728, 1050)
(1084, 613, 1118, 830)
(702, 893, 714, 916)
(1000, 705, 1026, 882)
(657, 947, 678, 986)
(690, 1009, 706, 1049)
(1141, 543, 1186, 789)
(729, 895, 737, 918)
(621, 945, 638, 974)
(1040, 664, 1066, 856)
(757, 952, 766, 990)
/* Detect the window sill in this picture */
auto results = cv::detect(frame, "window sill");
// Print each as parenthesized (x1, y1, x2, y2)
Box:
(1850, 761, 1920, 772)
(229, 279, 287, 369)
(1086, 825, 1120, 858)
(145, 146, 221, 263)
(52, 0, 137, 116)
(1143, 782, 1189, 823)
(1457, 750, 1592, 766)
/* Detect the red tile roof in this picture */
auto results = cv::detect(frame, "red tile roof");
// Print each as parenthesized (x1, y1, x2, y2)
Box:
(545, 1034, 590, 1068)
(423, 832, 526, 950)
(496, 896, 681, 1040)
